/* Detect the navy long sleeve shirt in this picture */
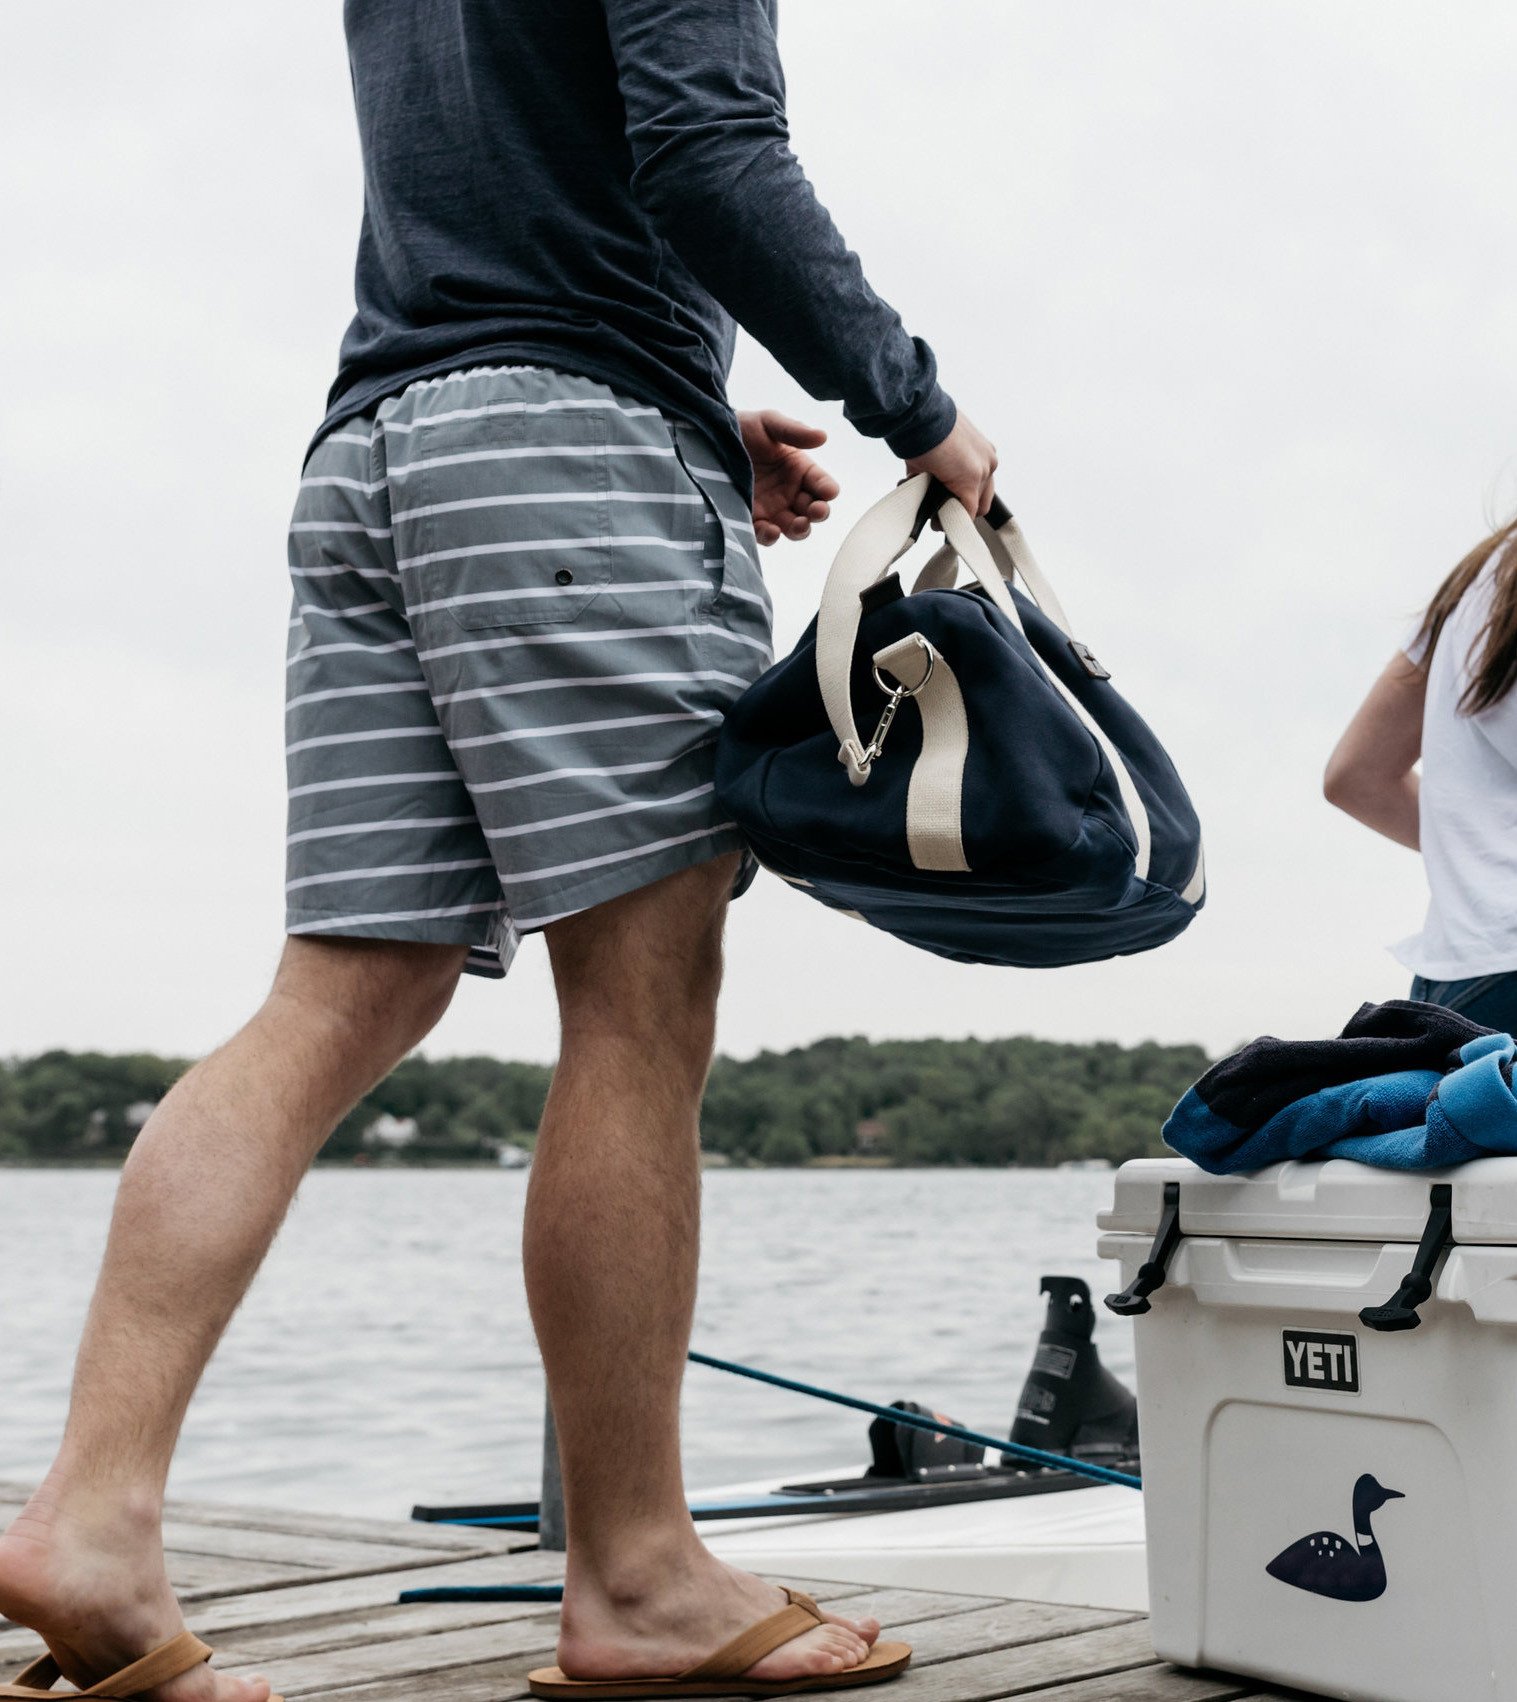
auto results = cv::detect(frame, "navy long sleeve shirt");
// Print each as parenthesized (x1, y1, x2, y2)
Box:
(317, 0, 957, 495)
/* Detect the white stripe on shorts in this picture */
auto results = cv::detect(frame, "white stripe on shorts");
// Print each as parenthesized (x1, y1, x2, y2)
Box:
(406, 578, 710, 616)
(468, 747, 712, 796)
(286, 856, 496, 894)
(288, 900, 504, 930)
(500, 824, 736, 890)
(287, 638, 415, 669)
(396, 534, 700, 573)
(286, 815, 476, 846)
(431, 669, 749, 708)
(390, 489, 703, 524)
(285, 726, 447, 756)
(299, 474, 384, 496)
(448, 708, 721, 752)
(416, 621, 770, 664)
(292, 601, 390, 621)
(288, 564, 398, 580)
(380, 396, 662, 432)
(289, 521, 395, 540)
(286, 681, 431, 712)
(388, 443, 675, 478)
(484, 783, 715, 841)
(286, 770, 462, 800)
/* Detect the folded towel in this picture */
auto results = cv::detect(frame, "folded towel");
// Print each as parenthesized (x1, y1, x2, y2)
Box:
(1165, 1001, 1517, 1173)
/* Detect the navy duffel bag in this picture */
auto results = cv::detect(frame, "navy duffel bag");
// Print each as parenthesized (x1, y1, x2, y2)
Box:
(714, 475, 1205, 966)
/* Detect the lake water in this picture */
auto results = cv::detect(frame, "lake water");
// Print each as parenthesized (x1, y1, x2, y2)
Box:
(0, 1168, 1131, 1520)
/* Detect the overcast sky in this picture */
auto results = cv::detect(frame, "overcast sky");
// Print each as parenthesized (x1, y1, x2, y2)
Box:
(3, 2, 1515, 1066)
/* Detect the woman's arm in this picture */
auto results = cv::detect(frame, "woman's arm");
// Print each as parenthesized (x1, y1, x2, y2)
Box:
(1323, 652, 1427, 850)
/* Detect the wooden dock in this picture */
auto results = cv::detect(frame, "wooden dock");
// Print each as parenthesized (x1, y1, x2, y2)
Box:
(0, 1484, 1315, 1702)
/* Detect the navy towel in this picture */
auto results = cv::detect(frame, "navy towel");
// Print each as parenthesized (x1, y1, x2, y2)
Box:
(1165, 1000, 1517, 1172)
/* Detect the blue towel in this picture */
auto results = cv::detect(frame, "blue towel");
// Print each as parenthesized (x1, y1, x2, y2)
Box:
(1165, 1029, 1517, 1173)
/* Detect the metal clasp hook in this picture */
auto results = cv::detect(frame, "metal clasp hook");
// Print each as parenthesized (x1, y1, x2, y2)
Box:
(858, 636, 935, 771)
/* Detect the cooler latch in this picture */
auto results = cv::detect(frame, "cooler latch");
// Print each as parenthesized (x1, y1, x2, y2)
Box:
(1359, 1182, 1455, 1333)
(1105, 1181, 1183, 1317)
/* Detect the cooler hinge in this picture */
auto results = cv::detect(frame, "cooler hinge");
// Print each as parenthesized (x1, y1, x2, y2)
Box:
(1359, 1182, 1455, 1333)
(1105, 1181, 1183, 1317)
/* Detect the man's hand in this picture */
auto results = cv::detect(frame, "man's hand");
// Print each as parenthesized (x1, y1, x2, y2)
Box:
(905, 411, 998, 518)
(739, 410, 841, 545)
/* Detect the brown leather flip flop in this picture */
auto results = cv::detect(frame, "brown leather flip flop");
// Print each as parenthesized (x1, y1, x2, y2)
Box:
(527, 1587, 912, 1698)
(0, 1630, 281, 1702)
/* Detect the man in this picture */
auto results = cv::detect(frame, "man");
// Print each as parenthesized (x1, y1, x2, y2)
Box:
(0, 1, 996, 1695)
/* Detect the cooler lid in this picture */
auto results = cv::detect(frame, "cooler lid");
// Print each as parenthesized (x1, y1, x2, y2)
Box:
(1099, 1156, 1517, 1245)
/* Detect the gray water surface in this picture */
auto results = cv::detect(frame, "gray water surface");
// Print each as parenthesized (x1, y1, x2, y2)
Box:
(0, 1168, 1130, 1519)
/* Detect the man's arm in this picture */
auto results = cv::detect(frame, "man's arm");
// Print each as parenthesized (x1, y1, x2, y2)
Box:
(1323, 652, 1426, 850)
(600, 0, 957, 463)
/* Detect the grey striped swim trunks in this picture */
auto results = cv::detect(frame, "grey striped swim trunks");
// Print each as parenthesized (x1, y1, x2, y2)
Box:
(285, 365, 774, 977)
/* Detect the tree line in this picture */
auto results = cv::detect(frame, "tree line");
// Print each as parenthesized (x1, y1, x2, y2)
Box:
(0, 1035, 1209, 1168)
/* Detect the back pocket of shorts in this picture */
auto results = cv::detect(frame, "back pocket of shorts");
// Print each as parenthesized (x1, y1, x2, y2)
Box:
(398, 408, 610, 630)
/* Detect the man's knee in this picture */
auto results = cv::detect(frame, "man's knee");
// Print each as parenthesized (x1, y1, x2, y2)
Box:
(270, 936, 469, 1054)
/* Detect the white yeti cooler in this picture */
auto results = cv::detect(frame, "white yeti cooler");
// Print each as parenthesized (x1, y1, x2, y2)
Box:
(1100, 1156, 1517, 1702)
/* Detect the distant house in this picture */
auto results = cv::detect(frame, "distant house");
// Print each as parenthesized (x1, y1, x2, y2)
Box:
(854, 1117, 889, 1155)
(364, 1113, 420, 1150)
(125, 1102, 156, 1132)
(496, 1142, 531, 1169)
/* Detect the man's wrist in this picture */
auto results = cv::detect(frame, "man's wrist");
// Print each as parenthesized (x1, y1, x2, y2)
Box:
(883, 384, 958, 462)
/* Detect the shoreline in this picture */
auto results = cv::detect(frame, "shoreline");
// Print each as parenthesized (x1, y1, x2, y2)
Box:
(0, 1157, 1111, 1173)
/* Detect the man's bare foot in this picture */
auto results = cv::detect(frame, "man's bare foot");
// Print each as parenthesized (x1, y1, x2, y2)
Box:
(557, 1548, 882, 1683)
(0, 1480, 270, 1702)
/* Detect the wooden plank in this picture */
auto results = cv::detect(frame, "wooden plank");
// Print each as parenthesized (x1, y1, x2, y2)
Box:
(0, 1484, 524, 1557)
(295, 1651, 547, 1702)
(0, 1554, 565, 1662)
(886, 1619, 1161, 1701)
(0, 1511, 475, 1606)
(224, 1616, 564, 1696)
(170, 1554, 324, 1596)
(163, 1498, 526, 1555)
(895, 1600, 1138, 1667)
(161, 1518, 430, 1573)
(1019, 1669, 1258, 1701)
(814, 1588, 1003, 1629)
(212, 1598, 563, 1668)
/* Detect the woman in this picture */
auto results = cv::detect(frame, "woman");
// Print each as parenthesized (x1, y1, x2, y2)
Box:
(1325, 515, 1517, 1031)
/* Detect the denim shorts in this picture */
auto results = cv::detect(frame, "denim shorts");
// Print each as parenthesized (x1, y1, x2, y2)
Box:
(1409, 970, 1517, 1035)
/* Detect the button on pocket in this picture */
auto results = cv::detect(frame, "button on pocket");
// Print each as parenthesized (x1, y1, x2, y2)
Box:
(397, 408, 610, 631)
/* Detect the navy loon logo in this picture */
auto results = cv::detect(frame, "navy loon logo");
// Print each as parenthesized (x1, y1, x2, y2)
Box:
(1266, 1474, 1404, 1602)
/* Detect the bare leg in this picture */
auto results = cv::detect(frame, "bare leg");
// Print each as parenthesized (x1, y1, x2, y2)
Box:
(526, 858, 877, 1682)
(0, 938, 468, 1702)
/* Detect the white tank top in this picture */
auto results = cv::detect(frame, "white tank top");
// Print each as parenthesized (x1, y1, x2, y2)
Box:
(1394, 562, 1517, 979)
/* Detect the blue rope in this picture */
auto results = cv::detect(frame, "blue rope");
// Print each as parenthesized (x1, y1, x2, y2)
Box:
(686, 1349, 1142, 1491)
(399, 1584, 564, 1603)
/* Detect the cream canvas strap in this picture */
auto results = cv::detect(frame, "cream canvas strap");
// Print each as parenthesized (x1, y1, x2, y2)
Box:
(912, 507, 1077, 639)
(815, 475, 1153, 882)
(873, 633, 971, 872)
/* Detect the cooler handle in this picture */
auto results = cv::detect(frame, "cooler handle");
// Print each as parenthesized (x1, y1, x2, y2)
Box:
(1105, 1181, 1183, 1316)
(1359, 1182, 1455, 1332)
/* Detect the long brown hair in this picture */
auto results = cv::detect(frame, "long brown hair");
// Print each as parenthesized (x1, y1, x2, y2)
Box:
(1415, 516, 1517, 714)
